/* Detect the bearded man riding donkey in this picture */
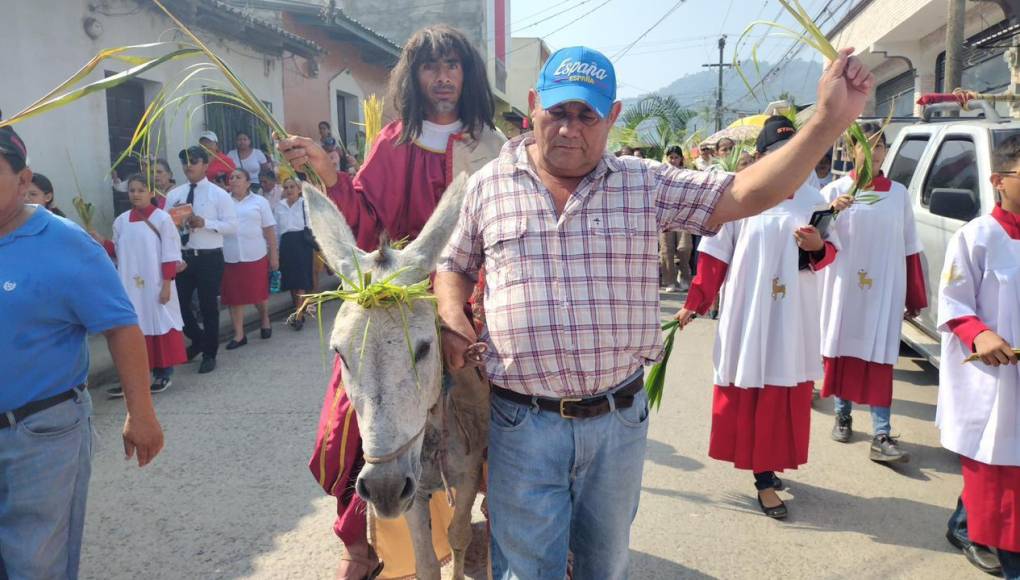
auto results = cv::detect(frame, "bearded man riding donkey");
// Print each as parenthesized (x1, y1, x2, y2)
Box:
(279, 26, 504, 579)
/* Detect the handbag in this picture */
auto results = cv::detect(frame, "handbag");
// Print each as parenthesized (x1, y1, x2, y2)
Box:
(300, 198, 320, 251)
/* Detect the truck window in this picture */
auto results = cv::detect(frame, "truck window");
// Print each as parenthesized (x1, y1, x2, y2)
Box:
(887, 136, 929, 188)
(921, 138, 978, 207)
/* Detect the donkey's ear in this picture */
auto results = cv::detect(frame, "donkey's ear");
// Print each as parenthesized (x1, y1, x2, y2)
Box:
(397, 172, 470, 281)
(302, 181, 366, 280)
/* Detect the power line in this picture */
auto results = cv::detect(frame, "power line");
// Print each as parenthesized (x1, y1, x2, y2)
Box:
(492, 0, 618, 63)
(513, 0, 594, 33)
(610, 0, 687, 61)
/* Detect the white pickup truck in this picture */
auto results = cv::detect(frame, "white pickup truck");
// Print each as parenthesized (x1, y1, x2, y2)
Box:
(881, 100, 1020, 366)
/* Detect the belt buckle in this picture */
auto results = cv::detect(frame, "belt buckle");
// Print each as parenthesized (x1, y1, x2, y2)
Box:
(559, 397, 582, 419)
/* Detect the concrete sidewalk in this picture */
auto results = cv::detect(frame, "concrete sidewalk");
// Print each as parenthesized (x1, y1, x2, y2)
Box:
(85, 275, 338, 387)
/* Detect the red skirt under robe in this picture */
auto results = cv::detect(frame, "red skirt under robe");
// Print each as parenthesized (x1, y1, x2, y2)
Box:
(961, 456, 1020, 552)
(822, 356, 894, 407)
(145, 329, 186, 370)
(709, 381, 814, 473)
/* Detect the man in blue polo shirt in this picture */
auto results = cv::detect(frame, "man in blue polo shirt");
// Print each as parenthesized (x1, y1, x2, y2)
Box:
(0, 126, 164, 579)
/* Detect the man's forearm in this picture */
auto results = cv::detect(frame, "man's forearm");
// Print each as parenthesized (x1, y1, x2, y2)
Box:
(104, 325, 158, 420)
(712, 116, 846, 226)
(434, 271, 475, 321)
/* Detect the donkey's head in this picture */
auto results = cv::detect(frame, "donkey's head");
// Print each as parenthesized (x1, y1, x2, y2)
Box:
(303, 174, 468, 518)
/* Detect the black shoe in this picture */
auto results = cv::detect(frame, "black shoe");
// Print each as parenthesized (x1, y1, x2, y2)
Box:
(106, 385, 125, 398)
(756, 492, 788, 519)
(946, 531, 1003, 576)
(226, 337, 248, 350)
(150, 378, 172, 394)
(832, 413, 853, 443)
(260, 327, 272, 339)
(870, 434, 910, 464)
(198, 357, 217, 374)
(186, 344, 201, 361)
(772, 474, 785, 491)
(288, 314, 304, 331)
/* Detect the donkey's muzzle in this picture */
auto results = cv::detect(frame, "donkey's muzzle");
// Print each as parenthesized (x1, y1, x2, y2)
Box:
(356, 472, 416, 518)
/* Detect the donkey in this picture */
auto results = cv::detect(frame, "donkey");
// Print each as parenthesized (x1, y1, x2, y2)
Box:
(303, 175, 489, 580)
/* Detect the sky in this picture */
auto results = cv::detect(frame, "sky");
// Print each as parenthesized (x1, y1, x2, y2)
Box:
(508, 0, 848, 100)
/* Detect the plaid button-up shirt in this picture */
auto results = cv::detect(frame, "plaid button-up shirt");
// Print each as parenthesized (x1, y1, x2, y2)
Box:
(438, 134, 732, 398)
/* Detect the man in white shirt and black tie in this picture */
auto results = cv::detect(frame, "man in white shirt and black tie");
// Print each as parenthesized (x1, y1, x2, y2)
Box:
(165, 146, 238, 374)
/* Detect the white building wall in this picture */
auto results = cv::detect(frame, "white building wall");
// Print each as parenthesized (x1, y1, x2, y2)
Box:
(0, 0, 286, 233)
(509, 38, 542, 114)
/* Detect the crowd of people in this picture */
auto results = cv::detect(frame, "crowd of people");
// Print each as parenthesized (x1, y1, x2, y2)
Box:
(2, 16, 1019, 580)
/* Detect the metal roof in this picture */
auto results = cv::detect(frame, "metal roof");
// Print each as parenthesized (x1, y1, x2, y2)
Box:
(160, 0, 324, 57)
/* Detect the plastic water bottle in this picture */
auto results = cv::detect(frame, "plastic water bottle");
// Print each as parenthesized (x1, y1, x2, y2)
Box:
(270, 270, 282, 294)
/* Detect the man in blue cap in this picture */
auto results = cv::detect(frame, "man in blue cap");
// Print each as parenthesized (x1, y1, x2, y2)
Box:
(0, 125, 164, 578)
(436, 45, 874, 578)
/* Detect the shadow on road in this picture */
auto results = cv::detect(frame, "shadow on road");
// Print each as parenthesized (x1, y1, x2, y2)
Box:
(646, 439, 705, 472)
(630, 550, 715, 579)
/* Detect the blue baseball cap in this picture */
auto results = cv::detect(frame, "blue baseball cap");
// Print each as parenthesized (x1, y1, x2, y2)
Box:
(536, 46, 617, 119)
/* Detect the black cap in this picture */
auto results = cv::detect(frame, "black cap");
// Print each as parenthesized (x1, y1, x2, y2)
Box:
(755, 115, 797, 155)
(0, 126, 28, 166)
(178, 145, 209, 164)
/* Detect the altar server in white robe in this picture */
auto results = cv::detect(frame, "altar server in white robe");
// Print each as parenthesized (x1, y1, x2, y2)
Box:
(92, 174, 186, 395)
(937, 135, 1020, 579)
(677, 116, 839, 520)
(820, 123, 928, 463)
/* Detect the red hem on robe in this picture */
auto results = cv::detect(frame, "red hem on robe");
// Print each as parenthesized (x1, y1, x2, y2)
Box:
(905, 253, 927, 311)
(102, 239, 116, 259)
(947, 316, 990, 352)
(161, 262, 177, 281)
(809, 241, 837, 271)
(221, 257, 269, 306)
(308, 356, 367, 546)
(145, 329, 186, 369)
(961, 456, 1020, 552)
(709, 381, 813, 473)
(821, 356, 893, 407)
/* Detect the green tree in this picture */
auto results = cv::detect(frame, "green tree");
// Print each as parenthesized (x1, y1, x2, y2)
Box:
(611, 96, 695, 159)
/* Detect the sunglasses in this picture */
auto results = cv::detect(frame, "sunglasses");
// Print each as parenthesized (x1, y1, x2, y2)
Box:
(181, 157, 205, 166)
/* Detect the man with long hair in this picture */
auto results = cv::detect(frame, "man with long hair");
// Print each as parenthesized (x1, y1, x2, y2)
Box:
(278, 24, 504, 579)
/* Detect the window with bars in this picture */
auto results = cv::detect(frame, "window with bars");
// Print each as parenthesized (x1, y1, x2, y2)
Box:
(202, 94, 275, 154)
(876, 70, 916, 118)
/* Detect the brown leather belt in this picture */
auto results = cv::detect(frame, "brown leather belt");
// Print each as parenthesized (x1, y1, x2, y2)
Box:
(0, 386, 83, 430)
(491, 375, 643, 420)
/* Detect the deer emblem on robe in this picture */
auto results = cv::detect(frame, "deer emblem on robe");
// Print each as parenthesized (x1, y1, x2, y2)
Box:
(858, 269, 873, 290)
(771, 277, 786, 300)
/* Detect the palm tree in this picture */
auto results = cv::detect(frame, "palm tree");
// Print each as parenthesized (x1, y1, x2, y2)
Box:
(611, 95, 695, 159)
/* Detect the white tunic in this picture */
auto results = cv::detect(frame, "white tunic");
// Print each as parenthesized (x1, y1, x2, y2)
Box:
(819, 176, 923, 365)
(936, 215, 1020, 466)
(111, 208, 184, 337)
(700, 182, 835, 389)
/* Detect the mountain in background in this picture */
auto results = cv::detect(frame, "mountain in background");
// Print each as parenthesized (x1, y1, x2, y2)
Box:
(623, 58, 824, 136)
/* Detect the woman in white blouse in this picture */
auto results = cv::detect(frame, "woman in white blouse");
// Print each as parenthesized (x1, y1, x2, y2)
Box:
(222, 169, 278, 349)
(227, 130, 271, 185)
(274, 176, 315, 330)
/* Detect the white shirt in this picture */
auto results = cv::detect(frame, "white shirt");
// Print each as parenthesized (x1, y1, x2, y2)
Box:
(415, 120, 463, 153)
(164, 178, 238, 250)
(228, 149, 269, 182)
(274, 197, 308, 236)
(223, 193, 276, 263)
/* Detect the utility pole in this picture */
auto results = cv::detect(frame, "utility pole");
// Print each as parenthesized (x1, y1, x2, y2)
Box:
(702, 36, 733, 131)
(945, 0, 966, 94)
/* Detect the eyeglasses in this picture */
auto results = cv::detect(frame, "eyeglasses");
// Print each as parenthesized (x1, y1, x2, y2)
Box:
(995, 170, 1020, 177)
(182, 158, 204, 166)
(545, 108, 601, 127)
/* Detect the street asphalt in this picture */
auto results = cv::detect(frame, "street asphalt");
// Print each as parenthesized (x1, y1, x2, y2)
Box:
(80, 292, 983, 579)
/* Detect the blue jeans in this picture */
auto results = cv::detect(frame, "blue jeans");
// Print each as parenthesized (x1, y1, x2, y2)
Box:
(833, 397, 891, 435)
(487, 378, 650, 580)
(948, 496, 971, 545)
(152, 367, 173, 381)
(0, 388, 93, 580)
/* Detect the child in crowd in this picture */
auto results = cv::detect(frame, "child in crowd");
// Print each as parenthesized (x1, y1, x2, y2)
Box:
(937, 134, 1020, 579)
(91, 174, 186, 395)
(677, 116, 838, 519)
(24, 172, 66, 217)
(821, 123, 927, 463)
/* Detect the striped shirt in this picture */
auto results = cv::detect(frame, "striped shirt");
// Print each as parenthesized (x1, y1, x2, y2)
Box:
(438, 133, 732, 398)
